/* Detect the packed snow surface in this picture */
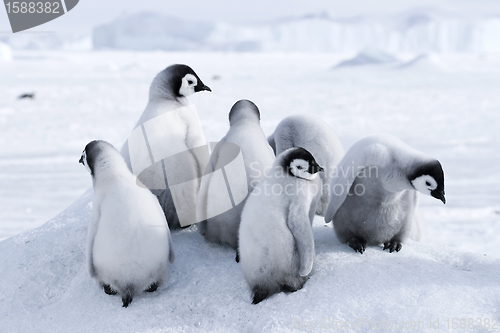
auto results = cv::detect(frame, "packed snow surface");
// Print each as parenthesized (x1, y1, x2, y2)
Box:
(1, 51, 500, 331)
(1, 190, 499, 332)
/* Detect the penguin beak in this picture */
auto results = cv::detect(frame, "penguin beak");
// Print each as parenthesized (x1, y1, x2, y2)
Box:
(195, 84, 212, 92)
(431, 189, 446, 204)
(311, 165, 324, 174)
(79, 156, 84, 165)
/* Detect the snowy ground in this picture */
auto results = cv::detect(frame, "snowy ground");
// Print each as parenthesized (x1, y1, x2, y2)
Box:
(0, 51, 500, 332)
(1, 190, 499, 333)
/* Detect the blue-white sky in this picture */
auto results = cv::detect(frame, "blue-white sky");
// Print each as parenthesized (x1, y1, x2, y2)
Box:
(2, 0, 500, 33)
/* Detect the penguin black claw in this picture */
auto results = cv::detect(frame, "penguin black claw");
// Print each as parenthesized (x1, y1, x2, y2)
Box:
(383, 240, 402, 253)
(103, 284, 117, 295)
(235, 251, 240, 263)
(348, 238, 366, 254)
(144, 282, 158, 293)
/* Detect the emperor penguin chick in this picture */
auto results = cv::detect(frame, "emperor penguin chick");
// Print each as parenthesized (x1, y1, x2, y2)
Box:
(268, 114, 344, 216)
(81, 140, 175, 308)
(197, 100, 275, 258)
(324, 134, 446, 254)
(239, 147, 323, 304)
(121, 64, 211, 230)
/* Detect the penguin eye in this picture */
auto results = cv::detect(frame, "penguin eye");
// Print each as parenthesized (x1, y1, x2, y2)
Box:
(297, 166, 303, 170)
(425, 181, 431, 187)
(187, 80, 194, 85)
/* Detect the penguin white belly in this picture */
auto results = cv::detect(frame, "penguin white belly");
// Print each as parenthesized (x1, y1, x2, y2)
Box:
(160, 149, 200, 226)
(124, 102, 207, 228)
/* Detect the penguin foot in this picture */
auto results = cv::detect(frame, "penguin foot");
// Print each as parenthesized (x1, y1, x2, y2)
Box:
(122, 295, 133, 308)
(103, 284, 117, 295)
(347, 238, 366, 254)
(235, 251, 240, 263)
(144, 282, 158, 293)
(281, 284, 300, 293)
(252, 287, 269, 304)
(383, 240, 402, 253)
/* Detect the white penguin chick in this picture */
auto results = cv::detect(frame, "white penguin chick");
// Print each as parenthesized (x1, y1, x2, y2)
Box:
(80, 140, 175, 308)
(121, 64, 211, 230)
(324, 134, 446, 254)
(239, 147, 324, 304)
(268, 114, 344, 217)
(197, 100, 275, 259)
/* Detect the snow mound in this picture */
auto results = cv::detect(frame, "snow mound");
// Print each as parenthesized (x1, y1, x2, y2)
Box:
(0, 41, 13, 62)
(397, 54, 443, 71)
(1, 190, 499, 332)
(335, 49, 399, 68)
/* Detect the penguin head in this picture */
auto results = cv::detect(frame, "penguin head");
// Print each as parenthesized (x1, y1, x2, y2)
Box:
(409, 160, 446, 204)
(283, 147, 324, 180)
(151, 64, 211, 100)
(79, 140, 121, 177)
(79, 148, 92, 175)
(228, 99, 261, 125)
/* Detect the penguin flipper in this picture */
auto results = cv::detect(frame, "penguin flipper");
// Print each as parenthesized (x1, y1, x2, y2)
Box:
(287, 203, 315, 277)
(167, 229, 175, 263)
(267, 132, 276, 155)
(87, 202, 101, 277)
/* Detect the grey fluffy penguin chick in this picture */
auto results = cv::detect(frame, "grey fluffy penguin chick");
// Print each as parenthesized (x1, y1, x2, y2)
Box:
(267, 114, 344, 216)
(239, 147, 323, 304)
(197, 100, 275, 261)
(324, 134, 446, 254)
(121, 64, 211, 230)
(80, 140, 174, 308)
